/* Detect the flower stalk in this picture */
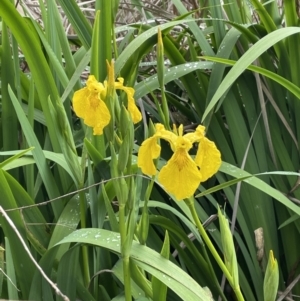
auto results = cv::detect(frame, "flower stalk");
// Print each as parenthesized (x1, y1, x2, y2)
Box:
(78, 188, 90, 287)
(157, 28, 170, 128)
(110, 143, 132, 300)
(72, 59, 143, 300)
(185, 198, 245, 301)
(137, 176, 155, 245)
(119, 201, 132, 301)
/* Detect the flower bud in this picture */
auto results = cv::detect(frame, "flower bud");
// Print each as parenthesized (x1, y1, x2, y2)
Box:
(118, 106, 134, 173)
(218, 207, 239, 287)
(110, 144, 128, 204)
(137, 204, 149, 245)
(264, 250, 279, 301)
(157, 28, 165, 88)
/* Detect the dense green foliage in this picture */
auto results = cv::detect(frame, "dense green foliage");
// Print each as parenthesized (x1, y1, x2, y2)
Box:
(0, 0, 300, 300)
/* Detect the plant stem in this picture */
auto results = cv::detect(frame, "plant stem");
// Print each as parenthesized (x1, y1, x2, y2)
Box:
(185, 199, 245, 301)
(119, 203, 132, 301)
(145, 176, 155, 202)
(186, 200, 227, 301)
(79, 189, 90, 287)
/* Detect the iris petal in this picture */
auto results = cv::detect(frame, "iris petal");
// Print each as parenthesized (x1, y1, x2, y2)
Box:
(158, 149, 202, 200)
(184, 125, 205, 144)
(195, 137, 221, 181)
(155, 124, 177, 151)
(115, 78, 142, 124)
(73, 75, 111, 135)
(73, 71, 142, 135)
(83, 98, 111, 135)
(138, 123, 221, 200)
(137, 137, 161, 175)
(73, 88, 90, 119)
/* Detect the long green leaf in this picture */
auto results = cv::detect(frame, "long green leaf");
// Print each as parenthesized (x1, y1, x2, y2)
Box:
(202, 56, 300, 99)
(0, 0, 61, 153)
(56, 229, 213, 301)
(220, 162, 300, 216)
(202, 27, 300, 121)
(8, 86, 63, 218)
(0, 169, 35, 297)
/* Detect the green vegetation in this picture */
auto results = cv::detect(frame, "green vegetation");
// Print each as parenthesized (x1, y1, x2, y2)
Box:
(0, 0, 299, 300)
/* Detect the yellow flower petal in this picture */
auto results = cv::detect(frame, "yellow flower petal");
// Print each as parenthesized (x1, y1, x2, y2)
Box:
(72, 75, 111, 135)
(84, 98, 111, 135)
(73, 75, 104, 119)
(138, 123, 221, 200)
(195, 137, 221, 181)
(126, 89, 142, 123)
(155, 123, 177, 150)
(184, 125, 206, 144)
(174, 136, 193, 152)
(73, 88, 89, 119)
(155, 123, 167, 132)
(115, 78, 142, 124)
(138, 136, 161, 175)
(158, 148, 202, 200)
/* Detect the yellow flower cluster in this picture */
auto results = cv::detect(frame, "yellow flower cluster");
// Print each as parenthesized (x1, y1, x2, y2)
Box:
(138, 124, 221, 200)
(73, 63, 142, 135)
(72, 63, 221, 201)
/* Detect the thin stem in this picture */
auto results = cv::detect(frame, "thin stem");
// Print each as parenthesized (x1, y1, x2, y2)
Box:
(186, 200, 227, 301)
(145, 176, 155, 203)
(79, 129, 90, 287)
(185, 199, 244, 301)
(119, 203, 132, 301)
(79, 189, 90, 287)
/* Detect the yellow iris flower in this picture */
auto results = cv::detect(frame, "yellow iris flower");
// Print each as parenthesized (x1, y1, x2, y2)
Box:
(138, 124, 221, 200)
(73, 65, 142, 135)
